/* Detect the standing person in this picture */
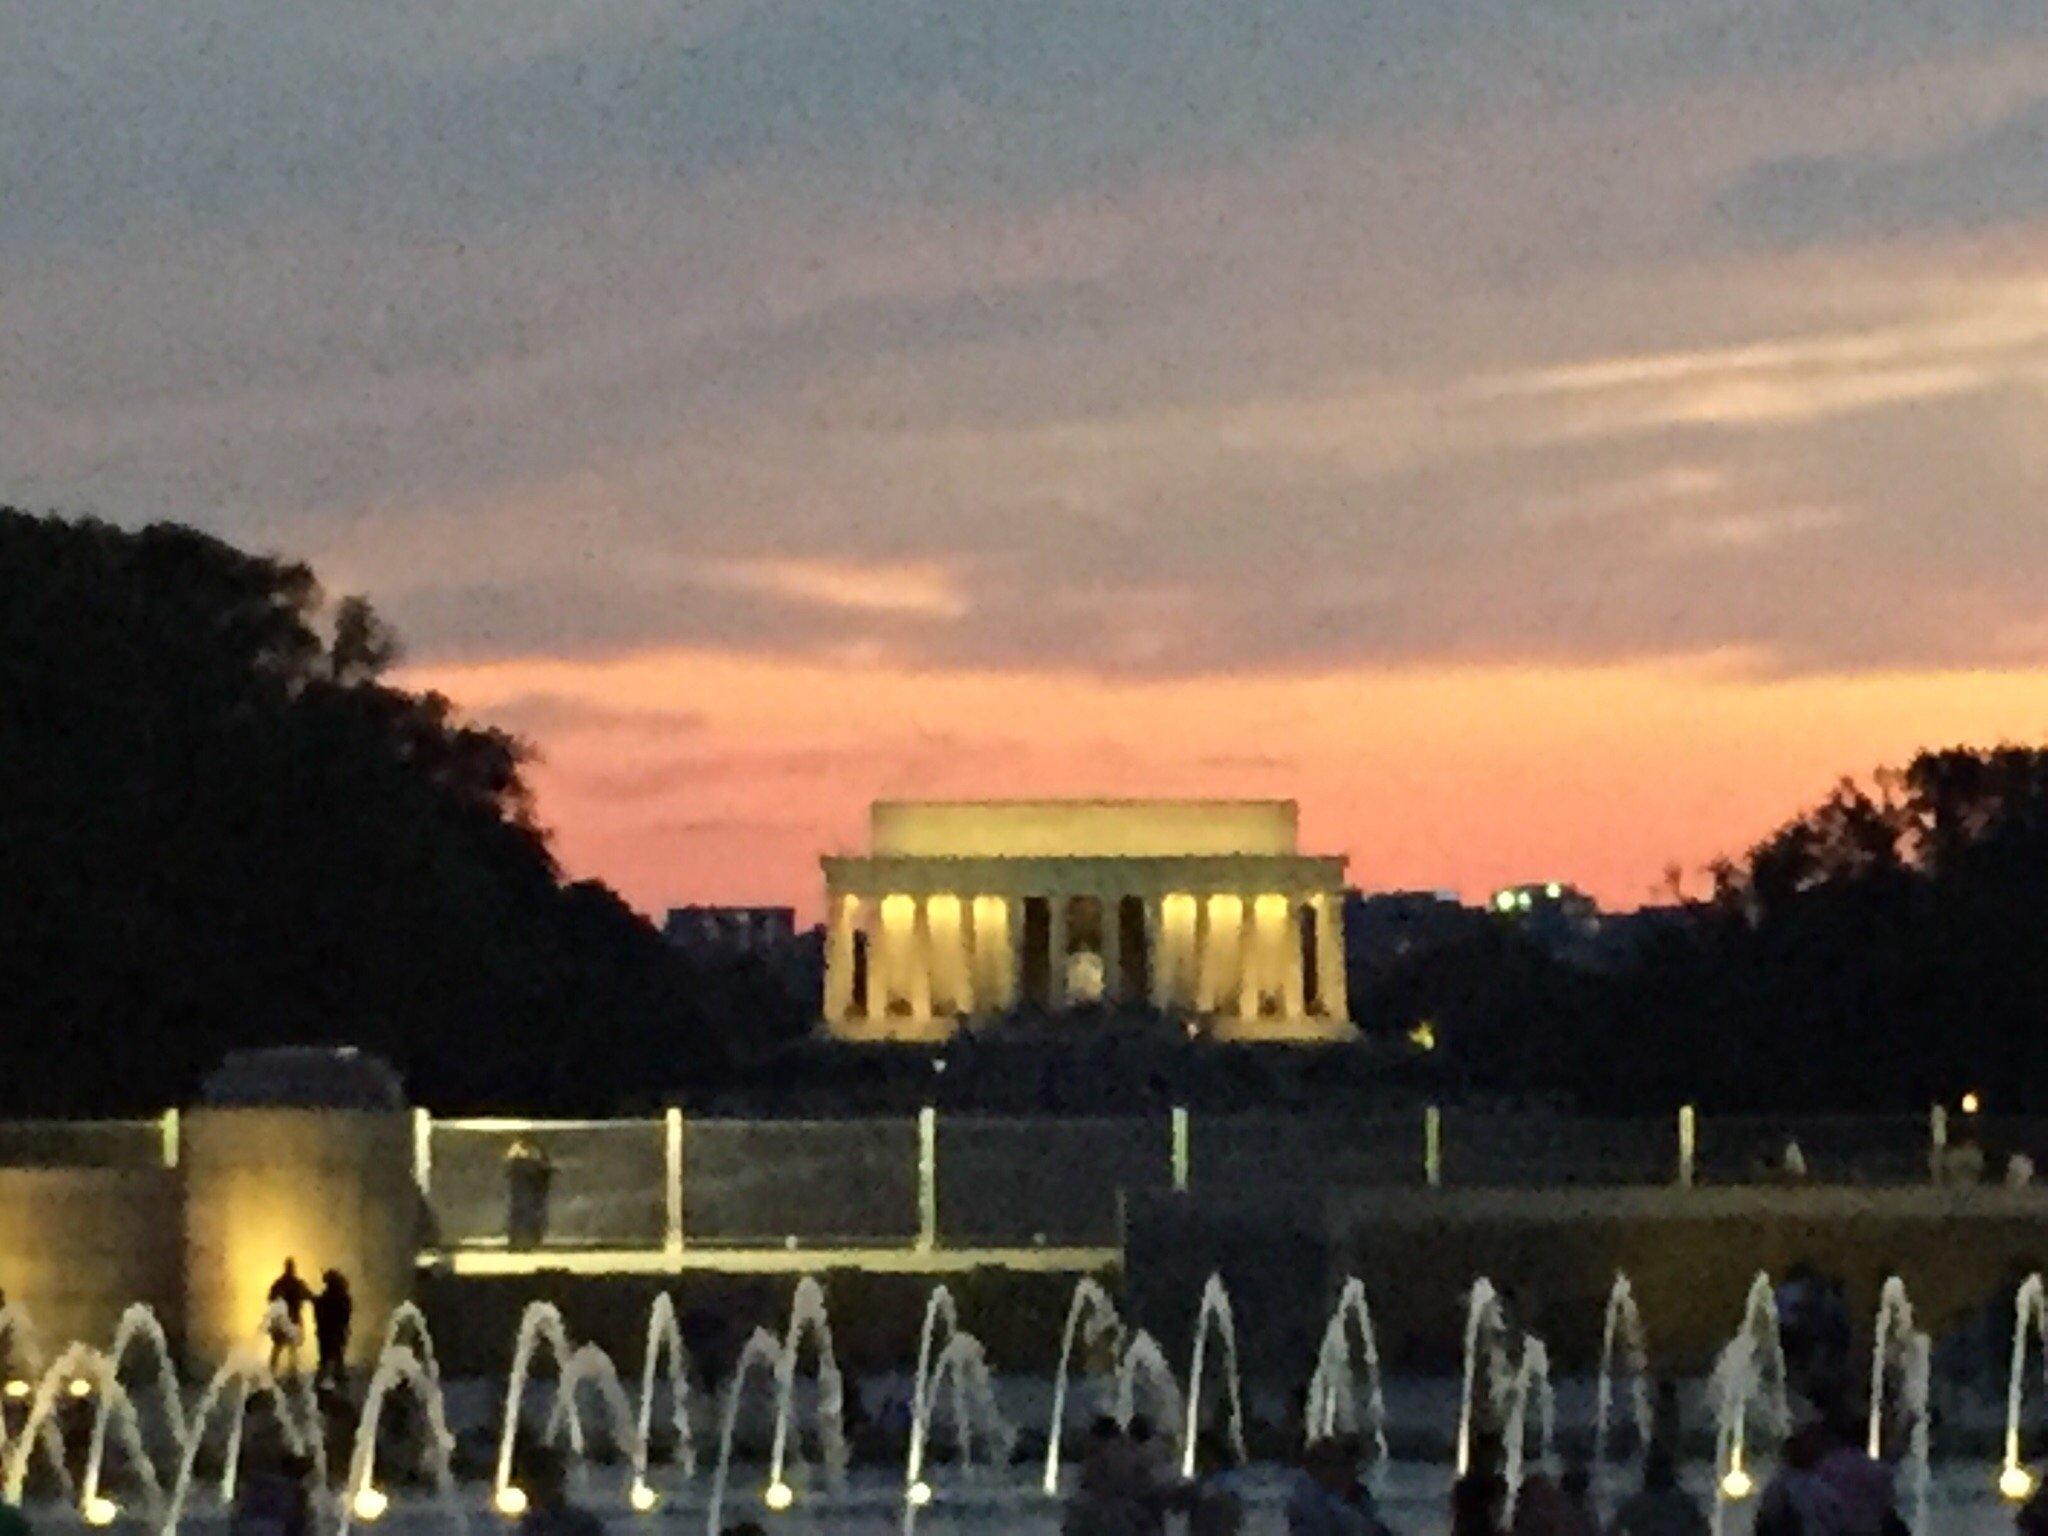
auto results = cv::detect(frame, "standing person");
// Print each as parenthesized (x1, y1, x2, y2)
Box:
(1756, 1421, 1845, 1536)
(1065, 1417, 1139, 1536)
(312, 1270, 353, 1392)
(1611, 1448, 1708, 1536)
(506, 1139, 554, 1252)
(516, 1446, 603, 1536)
(1813, 1406, 1904, 1536)
(231, 1449, 312, 1536)
(1287, 1437, 1393, 1536)
(265, 1260, 313, 1376)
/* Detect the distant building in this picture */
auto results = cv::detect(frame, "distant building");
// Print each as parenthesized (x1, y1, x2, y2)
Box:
(1344, 889, 1485, 971)
(662, 905, 798, 955)
(821, 799, 1353, 1043)
(1489, 882, 1603, 961)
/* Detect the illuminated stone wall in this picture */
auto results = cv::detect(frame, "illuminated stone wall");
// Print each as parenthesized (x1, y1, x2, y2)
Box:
(0, 1168, 183, 1359)
(182, 1108, 416, 1368)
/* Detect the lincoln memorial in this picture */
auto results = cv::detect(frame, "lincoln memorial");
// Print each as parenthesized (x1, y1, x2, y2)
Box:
(821, 799, 1353, 1043)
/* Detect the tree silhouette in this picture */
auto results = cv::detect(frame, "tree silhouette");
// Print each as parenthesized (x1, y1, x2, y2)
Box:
(0, 509, 771, 1114)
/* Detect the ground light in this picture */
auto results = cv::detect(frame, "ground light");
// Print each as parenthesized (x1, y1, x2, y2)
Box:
(3, 1380, 27, 1400)
(907, 1481, 933, 1508)
(1963, 1091, 1984, 1115)
(628, 1481, 658, 1514)
(352, 1486, 390, 1522)
(68, 1378, 93, 1399)
(493, 1485, 528, 1517)
(1719, 1466, 1754, 1501)
(2002, 1464, 2036, 1502)
(83, 1496, 119, 1526)
(763, 1481, 795, 1512)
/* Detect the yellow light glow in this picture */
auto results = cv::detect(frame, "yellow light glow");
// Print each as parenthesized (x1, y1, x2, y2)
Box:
(1409, 1021, 1437, 1052)
(83, 1496, 119, 1526)
(1963, 1091, 1983, 1115)
(629, 1481, 658, 1514)
(352, 1486, 390, 1522)
(764, 1481, 795, 1512)
(3, 1380, 28, 1401)
(68, 1378, 94, 1399)
(2002, 1464, 2036, 1502)
(907, 1481, 933, 1508)
(1719, 1467, 1754, 1502)
(493, 1485, 528, 1518)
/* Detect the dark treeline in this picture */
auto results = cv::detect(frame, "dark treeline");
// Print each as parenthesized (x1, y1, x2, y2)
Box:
(0, 509, 800, 1115)
(1366, 747, 2048, 1113)
(8, 508, 2048, 1116)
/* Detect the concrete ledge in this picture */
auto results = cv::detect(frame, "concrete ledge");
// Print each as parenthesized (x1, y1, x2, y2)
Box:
(1329, 1183, 2048, 1223)
(421, 1244, 1119, 1276)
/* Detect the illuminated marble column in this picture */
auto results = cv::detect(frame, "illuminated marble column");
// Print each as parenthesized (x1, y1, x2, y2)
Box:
(1049, 896, 1069, 1011)
(1102, 893, 1125, 1004)
(1315, 893, 1348, 1021)
(1237, 899, 1259, 1020)
(908, 897, 934, 1020)
(1282, 900, 1306, 1018)
(1193, 896, 1215, 1011)
(825, 895, 857, 1022)
(870, 898, 897, 1016)
(955, 896, 978, 1017)
(1009, 896, 1029, 1012)
(1147, 898, 1169, 1011)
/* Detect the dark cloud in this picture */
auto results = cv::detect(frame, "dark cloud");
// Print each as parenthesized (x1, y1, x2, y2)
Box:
(1718, 98, 2048, 244)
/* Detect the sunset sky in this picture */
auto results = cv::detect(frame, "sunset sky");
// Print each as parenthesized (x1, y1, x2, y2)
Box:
(7, 0, 2048, 918)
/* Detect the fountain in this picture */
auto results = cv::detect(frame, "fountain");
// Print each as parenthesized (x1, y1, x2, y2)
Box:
(703, 1328, 789, 1536)
(632, 1293, 697, 1501)
(1500, 1336, 1557, 1527)
(492, 1302, 582, 1514)
(2002, 1273, 2048, 1502)
(1178, 1274, 1247, 1478)
(1593, 1274, 1654, 1511)
(338, 1344, 459, 1536)
(157, 1344, 323, 1536)
(902, 1330, 1015, 1534)
(1455, 1278, 1510, 1477)
(542, 1344, 642, 1470)
(1042, 1277, 1122, 1495)
(1112, 1330, 1184, 1450)
(1304, 1277, 1391, 1481)
(0, 1303, 72, 1504)
(381, 1302, 441, 1384)
(765, 1276, 849, 1503)
(1870, 1276, 1917, 1457)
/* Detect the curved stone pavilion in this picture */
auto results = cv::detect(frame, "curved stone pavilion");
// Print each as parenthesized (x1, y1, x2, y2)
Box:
(822, 799, 1352, 1042)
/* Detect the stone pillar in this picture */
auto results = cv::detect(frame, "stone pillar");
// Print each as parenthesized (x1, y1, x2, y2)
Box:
(1316, 893, 1349, 1021)
(1102, 892, 1125, 1005)
(1147, 898, 1170, 1011)
(1237, 899, 1259, 1020)
(908, 897, 934, 1020)
(1282, 901, 1307, 1018)
(1049, 895, 1069, 1011)
(869, 899, 895, 1017)
(183, 1050, 416, 1370)
(1007, 896, 1028, 1011)
(1192, 896, 1213, 1011)
(956, 896, 979, 1018)
(824, 896, 856, 1023)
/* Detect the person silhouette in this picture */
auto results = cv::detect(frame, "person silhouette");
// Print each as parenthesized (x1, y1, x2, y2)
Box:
(312, 1270, 352, 1391)
(265, 1260, 313, 1376)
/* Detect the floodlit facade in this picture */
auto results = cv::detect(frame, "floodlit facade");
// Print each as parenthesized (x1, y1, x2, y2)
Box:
(821, 799, 1352, 1042)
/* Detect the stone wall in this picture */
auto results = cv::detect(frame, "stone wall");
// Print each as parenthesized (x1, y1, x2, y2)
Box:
(0, 1168, 183, 1357)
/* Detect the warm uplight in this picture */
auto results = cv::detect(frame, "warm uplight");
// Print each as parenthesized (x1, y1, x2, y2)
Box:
(68, 1378, 94, 1399)
(83, 1496, 119, 1526)
(907, 1481, 933, 1508)
(493, 1485, 529, 1518)
(764, 1481, 795, 1512)
(629, 1481, 658, 1514)
(1963, 1091, 1983, 1115)
(2001, 1464, 2036, 1502)
(3, 1380, 27, 1401)
(1719, 1467, 1754, 1502)
(352, 1486, 390, 1522)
